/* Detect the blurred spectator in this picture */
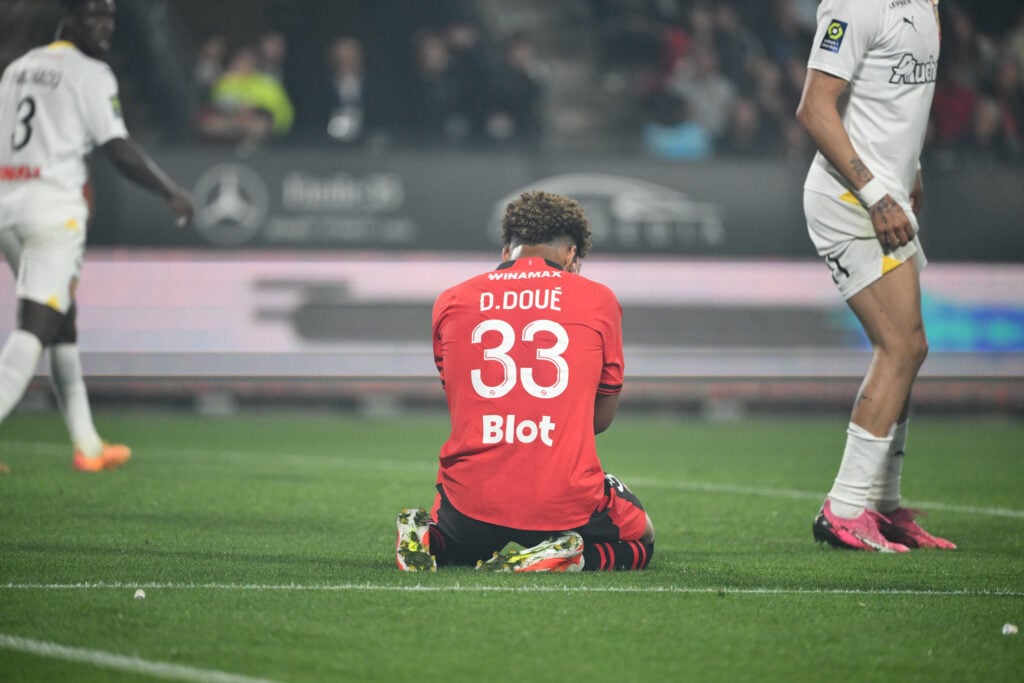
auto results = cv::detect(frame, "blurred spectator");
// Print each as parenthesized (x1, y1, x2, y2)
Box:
(446, 21, 491, 138)
(932, 62, 980, 151)
(943, 5, 998, 90)
(762, 0, 815, 71)
(194, 34, 226, 102)
(198, 47, 295, 143)
(713, 3, 764, 92)
(686, 3, 716, 48)
(718, 97, 773, 157)
(170, 1, 1021, 164)
(642, 91, 711, 161)
(976, 57, 1024, 161)
(408, 29, 467, 144)
(322, 36, 368, 143)
(591, 0, 671, 71)
(1010, 9, 1024, 78)
(257, 30, 288, 82)
(665, 44, 737, 141)
(485, 32, 547, 148)
(789, 0, 819, 33)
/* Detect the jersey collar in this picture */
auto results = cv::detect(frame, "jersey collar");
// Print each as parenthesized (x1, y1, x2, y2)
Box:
(496, 258, 565, 272)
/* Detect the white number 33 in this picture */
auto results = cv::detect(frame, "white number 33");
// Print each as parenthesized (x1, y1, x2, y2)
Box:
(470, 319, 569, 399)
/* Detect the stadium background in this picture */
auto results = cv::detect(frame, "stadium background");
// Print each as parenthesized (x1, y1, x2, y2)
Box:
(0, 0, 1021, 417)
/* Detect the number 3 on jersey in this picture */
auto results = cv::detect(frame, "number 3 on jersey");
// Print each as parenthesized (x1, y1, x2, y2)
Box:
(11, 96, 36, 150)
(470, 319, 569, 399)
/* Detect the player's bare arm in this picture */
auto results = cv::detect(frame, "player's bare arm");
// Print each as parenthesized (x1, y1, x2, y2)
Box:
(103, 137, 194, 227)
(594, 393, 619, 434)
(796, 68, 915, 248)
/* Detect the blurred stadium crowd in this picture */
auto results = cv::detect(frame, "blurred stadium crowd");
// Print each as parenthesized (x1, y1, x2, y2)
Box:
(191, 21, 546, 150)
(607, 0, 1024, 163)
(190, 0, 1024, 165)
(2, 0, 1022, 163)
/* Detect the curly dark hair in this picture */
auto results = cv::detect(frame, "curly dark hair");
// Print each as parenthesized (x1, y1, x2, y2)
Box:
(501, 191, 592, 259)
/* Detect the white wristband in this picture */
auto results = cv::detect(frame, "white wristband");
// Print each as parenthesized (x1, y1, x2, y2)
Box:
(856, 178, 887, 208)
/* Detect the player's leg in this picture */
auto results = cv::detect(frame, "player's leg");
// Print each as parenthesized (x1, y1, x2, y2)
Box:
(0, 198, 129, 470)
(476, 473, 653, 572)
(48, 302, 130, 470)
(576, 473, 655, 571)
(818, 261, 951, 549)
(845, 260, 928, 439)
(0, 300, 51, 423)
(0, 229, 49, 423)
(429, 485, 517, 568)
(867, 397, 910, 514)
(395, 485, 511, 571)
(805, 191, 923, 551)
(826, 259, 925, 502)
(405, 485, 587, 572)
(813, 263, 926, 552)
(865, 399, 956, 549)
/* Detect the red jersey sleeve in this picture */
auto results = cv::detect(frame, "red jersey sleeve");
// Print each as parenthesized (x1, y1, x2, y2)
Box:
(595, 285, 624, 396)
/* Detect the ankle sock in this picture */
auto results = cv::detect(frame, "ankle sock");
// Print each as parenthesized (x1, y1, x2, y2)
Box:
(827, 422, 893, 519)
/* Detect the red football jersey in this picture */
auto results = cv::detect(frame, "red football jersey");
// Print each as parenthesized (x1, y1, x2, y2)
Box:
(431, 256, 624, 530)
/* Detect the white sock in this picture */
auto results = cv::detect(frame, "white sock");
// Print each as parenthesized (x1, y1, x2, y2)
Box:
(0, 330, 44, 422)
(867, 420, 907, 514)
(827, 422, 893, 519)
(49, 344, 103, 457)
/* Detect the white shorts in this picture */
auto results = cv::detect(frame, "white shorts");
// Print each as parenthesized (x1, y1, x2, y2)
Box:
(803, 189, 927, 300)
(0, 183, 88, 313)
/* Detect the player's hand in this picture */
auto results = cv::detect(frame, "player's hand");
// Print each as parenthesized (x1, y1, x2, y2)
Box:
(169, 189, 194, 229)
(868, 195, 915, 249)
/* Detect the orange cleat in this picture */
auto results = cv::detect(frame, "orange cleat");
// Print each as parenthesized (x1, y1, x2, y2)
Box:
(72, 442, 132, 472)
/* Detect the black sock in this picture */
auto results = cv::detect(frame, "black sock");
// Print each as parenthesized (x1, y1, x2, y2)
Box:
(582, 540, 654, 571)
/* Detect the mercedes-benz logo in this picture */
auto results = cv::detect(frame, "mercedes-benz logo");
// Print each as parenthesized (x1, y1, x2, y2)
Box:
(192, 163, 269, 247)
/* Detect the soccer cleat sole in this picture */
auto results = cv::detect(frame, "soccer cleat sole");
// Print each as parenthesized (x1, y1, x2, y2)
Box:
(396, 508, 436, 572)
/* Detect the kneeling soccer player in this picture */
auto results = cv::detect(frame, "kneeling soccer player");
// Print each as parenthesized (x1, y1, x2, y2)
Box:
(396, 191, 654, 572)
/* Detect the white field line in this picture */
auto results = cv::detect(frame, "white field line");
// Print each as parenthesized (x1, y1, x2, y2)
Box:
(0, 634, 283, 683)
(624, 477, 1024, 520)
(2, 582, 1023, 598)
(5, 441, 1024, 519)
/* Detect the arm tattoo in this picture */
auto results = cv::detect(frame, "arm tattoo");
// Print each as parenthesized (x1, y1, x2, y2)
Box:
(850, 157, 872, 184)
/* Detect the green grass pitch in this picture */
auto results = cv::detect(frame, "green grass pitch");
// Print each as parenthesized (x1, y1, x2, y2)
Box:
(1, 411, 1022, 682)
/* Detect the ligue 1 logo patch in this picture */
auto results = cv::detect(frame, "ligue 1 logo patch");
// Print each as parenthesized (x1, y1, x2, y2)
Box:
(820, 19, 848, 53)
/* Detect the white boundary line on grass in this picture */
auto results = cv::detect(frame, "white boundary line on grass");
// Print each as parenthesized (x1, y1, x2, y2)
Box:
(5, 441, 1024, 519)
(626, 478, 1024, 519)
(0, 634, 283, 683)
(3, 582, 1023, 598)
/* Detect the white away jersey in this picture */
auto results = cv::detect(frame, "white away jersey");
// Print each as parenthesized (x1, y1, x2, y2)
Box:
(0, 41, 128, 195)
(804, 0, 940, 204)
